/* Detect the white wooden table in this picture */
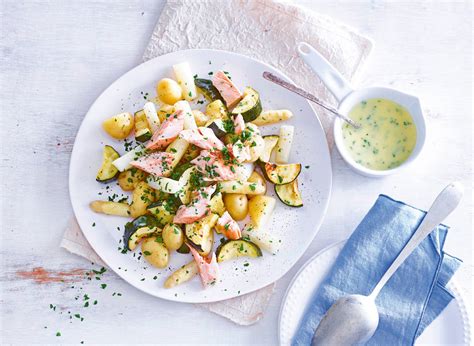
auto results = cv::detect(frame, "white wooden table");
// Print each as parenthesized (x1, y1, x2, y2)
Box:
(1, 1, 472, 344)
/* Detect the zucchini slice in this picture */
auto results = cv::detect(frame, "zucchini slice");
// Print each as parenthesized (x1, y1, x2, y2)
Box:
(96, 145, 120, 183)
(275, 179, 303, 207)
(215, 239, 262, 263)
(127, 226, 157, 251)
(123, 215, 159, 251)
(146, 200, 177, 227)
(260, 161, 301, 185)
(135, 128, 152, 143)
(206, 99, 228, 121)
(206, 119, 227, 138)
(231, 87, 262, 122)
(176, 242, 191, 254)
(195, 78, 223, 101)
(259, 135, 279, 162)
(185, 213, 218, 255)
(134, 110, 152, 142)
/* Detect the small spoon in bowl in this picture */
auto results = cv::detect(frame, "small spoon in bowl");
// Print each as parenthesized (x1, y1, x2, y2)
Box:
(312, 182, 464, 345)
(262, 71, 361, 128)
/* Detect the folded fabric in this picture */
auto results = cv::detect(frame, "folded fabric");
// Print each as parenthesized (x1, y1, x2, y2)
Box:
(292, 195, 462, 345)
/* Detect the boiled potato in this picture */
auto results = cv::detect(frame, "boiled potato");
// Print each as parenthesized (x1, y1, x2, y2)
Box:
(164, 261, 198, 289)
(102, 112, 134, 139)
(192, 109, 209, 127)
(223, 193, 248, 221)
(156, 78, 182, 105)
(142, 236, 169, 268)
(118, 168, 147, 191)
(157, 104, 175, 123)
(247, 170, 266, 197)
(90, 201, 130, 217)
(248, 195, 276, 228)
(162, 224, 184, 251)
(130, 181, 155, 218)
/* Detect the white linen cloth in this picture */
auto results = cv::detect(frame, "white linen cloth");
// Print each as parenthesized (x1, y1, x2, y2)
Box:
(62, 0, 372, 325)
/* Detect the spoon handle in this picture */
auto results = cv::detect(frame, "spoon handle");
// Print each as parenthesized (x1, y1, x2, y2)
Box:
(369, 182, 464, 298)
(262, 72, 361, 129)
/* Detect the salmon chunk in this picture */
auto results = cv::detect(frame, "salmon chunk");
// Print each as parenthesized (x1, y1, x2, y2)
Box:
(173, 185, 216, 224)
(146, 110, 184, 150)
(130, 152, 174, 177)
(212, 71, 243, 108)
(188, 245, 219, 287)
(191, 150, 237, 181)
(228, 141, 251, 163)
(233, 113, 245, 134)
(179, 127, 224, 150)
(216, 211, 242, 240)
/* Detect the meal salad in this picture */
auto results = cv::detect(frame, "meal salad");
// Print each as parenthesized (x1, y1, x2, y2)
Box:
(91, 62, 303, 289)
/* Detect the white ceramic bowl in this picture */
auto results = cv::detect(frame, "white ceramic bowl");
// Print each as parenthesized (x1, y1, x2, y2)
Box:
(333, 87, 426, 178)
(297, 42, 427, 177)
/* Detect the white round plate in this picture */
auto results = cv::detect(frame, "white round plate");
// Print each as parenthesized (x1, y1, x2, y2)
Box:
(69, 49, 332, 303)
(279, 241, 471, 345)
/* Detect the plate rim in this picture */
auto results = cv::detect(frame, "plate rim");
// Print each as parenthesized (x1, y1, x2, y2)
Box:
(278, 240, 345, 345)
(278, 240, 471, 345)
(68, 48, 333, 303)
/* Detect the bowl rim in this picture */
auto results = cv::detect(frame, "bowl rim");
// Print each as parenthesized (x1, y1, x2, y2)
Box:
(333, 86, 427, 177)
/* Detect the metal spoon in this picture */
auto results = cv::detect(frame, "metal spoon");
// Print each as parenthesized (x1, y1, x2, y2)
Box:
(262, 71, 361, 128)
(312, 182, 464, 346)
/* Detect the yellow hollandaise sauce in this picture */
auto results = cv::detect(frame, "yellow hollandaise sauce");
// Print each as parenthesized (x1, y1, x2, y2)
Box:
(341, 98, 417, 170)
